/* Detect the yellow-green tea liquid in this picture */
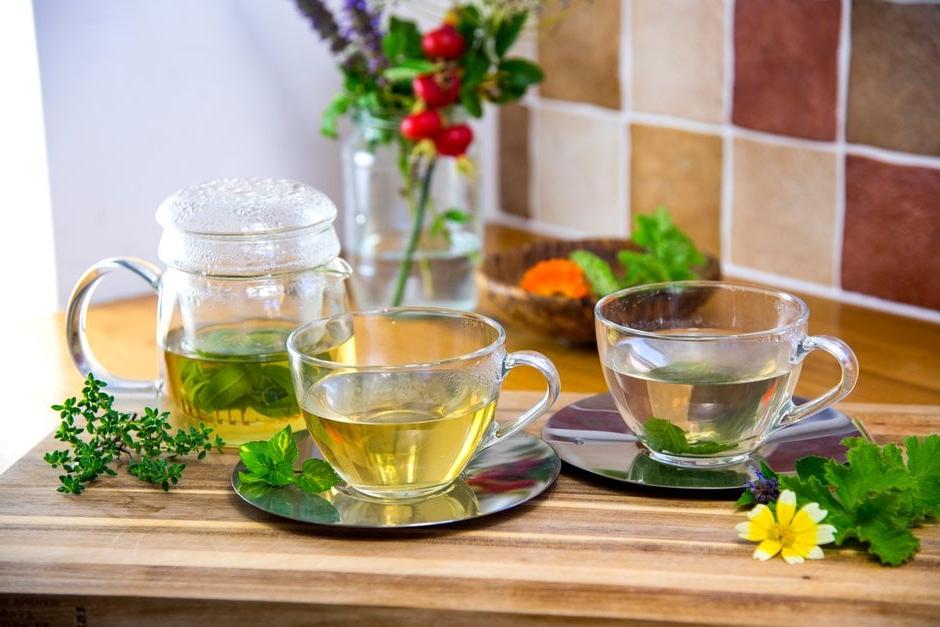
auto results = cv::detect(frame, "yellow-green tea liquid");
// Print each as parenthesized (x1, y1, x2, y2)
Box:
(163, 324, 305, 445)
(302, 371, 497, 498)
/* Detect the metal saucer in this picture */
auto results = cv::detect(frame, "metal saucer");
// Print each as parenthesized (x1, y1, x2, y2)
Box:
(232, 431, 560, 528)
(541, 393, 869, 490)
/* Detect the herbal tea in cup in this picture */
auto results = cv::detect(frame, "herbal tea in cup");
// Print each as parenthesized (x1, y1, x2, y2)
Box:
(594, 282, 858, 468)
(287, 308, 560, 500)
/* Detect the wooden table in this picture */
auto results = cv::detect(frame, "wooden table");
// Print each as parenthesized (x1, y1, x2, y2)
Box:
(1, 393, 938, 625)
(2, 224, 939, 623)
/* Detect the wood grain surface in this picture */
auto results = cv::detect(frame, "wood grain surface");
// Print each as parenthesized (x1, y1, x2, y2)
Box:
(1, 393, 939, 626)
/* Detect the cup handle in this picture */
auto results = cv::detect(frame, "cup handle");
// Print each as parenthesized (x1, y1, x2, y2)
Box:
(66, 257, 162, 396)
(478, 350, 561, 451)
(767, 335, 859, 436)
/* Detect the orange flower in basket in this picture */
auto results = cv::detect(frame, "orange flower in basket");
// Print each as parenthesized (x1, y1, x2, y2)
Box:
(519, 259, 590, 299)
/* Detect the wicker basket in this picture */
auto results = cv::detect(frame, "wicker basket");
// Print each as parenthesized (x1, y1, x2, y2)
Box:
(476, 238, 721, 345)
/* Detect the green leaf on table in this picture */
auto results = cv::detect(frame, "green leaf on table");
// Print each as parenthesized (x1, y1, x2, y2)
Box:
(268, 425, 298, 465)
(904, 434, 940, 521)
(777, 436, 940, 566)
(297, 458, 342, 494)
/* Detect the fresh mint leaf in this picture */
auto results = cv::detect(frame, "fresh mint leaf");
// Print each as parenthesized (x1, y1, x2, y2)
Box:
(641, 417, 734, 456)
(238, 425, 341, 494)
(239, 441, 272, 476)
(297, 458, 342, 494)
(570, 250, 620, 297)
(269, 425, 299, 465)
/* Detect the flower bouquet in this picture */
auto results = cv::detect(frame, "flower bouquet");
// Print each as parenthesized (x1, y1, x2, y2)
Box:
(296, 0, 546, 308)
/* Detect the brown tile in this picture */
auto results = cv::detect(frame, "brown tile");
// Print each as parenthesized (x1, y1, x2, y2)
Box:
(538, 0, 621, 110)
(632, 0, 725, 123)
(534, 108, 623, 234)
(731, 138, 837, 284)
(499, 104, 530, 218)
(732, 0, 841, 140)
(630, 125, 722, 256)
(842, 156, 940, 310)
(846, 2, 940, 156)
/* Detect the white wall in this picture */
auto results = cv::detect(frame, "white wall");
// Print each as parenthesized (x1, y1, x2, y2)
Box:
(35, 0, 345, 305)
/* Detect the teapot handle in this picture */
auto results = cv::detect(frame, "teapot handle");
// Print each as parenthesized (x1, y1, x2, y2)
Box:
(65, 257, 162, 397)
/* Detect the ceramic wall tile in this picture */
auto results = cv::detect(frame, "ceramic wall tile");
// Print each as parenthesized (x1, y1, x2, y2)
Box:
(499, 104, 531, 218)
(846, 1, 940, 156)
(534, 108, 623, 234)
(841, 156, 940, 309)
(732, 0, 841, 140)
(731, 138, 837, 284)
(630, 125, 722, 255)
(631, 0, 724, 123)
(538, 0, 621, 110)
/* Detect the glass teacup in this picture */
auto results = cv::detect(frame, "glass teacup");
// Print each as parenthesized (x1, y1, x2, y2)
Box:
(287, 308, 560, 500)
(595, 281, 858, 468)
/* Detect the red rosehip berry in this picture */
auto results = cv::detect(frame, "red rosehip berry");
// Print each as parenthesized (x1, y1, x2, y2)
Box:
(399, 110, 443, 141)
(434, 124, 473, 157)
(412, 72, 461, 108)
(421, 24, 466, 60)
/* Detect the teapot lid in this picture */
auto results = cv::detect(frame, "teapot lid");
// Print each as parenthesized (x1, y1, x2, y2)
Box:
(156, 178, 341, 275)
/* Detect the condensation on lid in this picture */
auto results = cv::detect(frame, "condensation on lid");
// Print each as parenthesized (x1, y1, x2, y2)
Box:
(156, 178, 337, 236)
(155, 178, 341, 275)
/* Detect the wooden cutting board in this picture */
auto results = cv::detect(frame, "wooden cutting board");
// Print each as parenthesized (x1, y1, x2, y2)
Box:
(1, 393, 938, 626)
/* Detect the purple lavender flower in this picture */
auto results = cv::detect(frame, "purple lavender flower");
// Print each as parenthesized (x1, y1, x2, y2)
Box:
(295, 0, 369, 73)
(342, 0, 387, 72)
(746, 470, 780, 505)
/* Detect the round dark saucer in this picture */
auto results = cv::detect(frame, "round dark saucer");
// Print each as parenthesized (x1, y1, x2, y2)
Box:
(541, 393, 869, 490)
(232, 431, 560, 528)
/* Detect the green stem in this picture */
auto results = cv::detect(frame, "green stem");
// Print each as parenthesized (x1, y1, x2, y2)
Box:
(391, 158, 437, 307)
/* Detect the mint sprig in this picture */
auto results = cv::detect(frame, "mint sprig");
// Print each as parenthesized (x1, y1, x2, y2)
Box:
(238, 425, 341, 494)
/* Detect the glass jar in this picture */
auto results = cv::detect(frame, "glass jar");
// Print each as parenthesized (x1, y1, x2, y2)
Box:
(66, 178, 351, 445)
(342, 112, 482, 310)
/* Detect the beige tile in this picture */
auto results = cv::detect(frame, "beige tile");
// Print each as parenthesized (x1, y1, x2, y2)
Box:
(630, 125, 722, 256)
(731, 138, 837, 285)
(499, 104, 530, 218)
(538, 0, 621, 110)
(632, 0, 725, 123)
(534, 108, 623, 234)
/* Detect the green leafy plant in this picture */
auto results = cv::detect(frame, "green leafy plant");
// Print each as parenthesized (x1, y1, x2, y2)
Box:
(238, 425, 342, 495)
(44, 374, 225, 494)
(741, 436, 940, 566)
(570, 207, 706, 298)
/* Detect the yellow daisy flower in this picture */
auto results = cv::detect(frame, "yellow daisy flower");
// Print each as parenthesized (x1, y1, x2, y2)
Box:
(735, 489, 837, 564)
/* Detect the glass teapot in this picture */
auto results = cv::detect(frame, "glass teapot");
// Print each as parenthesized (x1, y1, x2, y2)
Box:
(66, 178, 351, 445)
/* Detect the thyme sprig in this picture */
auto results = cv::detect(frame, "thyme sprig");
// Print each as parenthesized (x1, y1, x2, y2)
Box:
(44, 374, 225, 494)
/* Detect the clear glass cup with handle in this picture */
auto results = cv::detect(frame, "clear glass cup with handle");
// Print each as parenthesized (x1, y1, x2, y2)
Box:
(594, 281, 858, 468)
(287, 308, 560, 500)
(65, 178, 351, 446)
